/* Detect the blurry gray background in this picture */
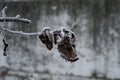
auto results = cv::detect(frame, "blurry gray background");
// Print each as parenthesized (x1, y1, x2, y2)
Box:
(0, 0, 120, 80)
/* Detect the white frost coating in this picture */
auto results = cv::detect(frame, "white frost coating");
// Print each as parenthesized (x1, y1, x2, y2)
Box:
(42, 27, 51, 30)
(1, 6, 7, 17)
(59, 27, 76, 43)
(42, 26, 76, 41)
(58, 27, 74, 38)
(15, 14, 21, 18)
(41, 27, 51, 32)
(59, 27, 65, 38)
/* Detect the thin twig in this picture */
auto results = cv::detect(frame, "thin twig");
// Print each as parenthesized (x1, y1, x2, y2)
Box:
(0, 17, 31, 24)
(1, 6, 7, 28)
(3, 28, 39, 36)
(0, 6, 31, 24)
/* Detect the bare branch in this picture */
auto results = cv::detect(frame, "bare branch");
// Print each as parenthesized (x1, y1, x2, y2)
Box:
(0, 6, 33, 56)
(0, 6, 31, 24)
(3, 28, 39, 36)
(0, 17, 31, 24)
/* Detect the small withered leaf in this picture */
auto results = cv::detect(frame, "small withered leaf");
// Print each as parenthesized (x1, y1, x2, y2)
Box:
(2, 39, 8, 56)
